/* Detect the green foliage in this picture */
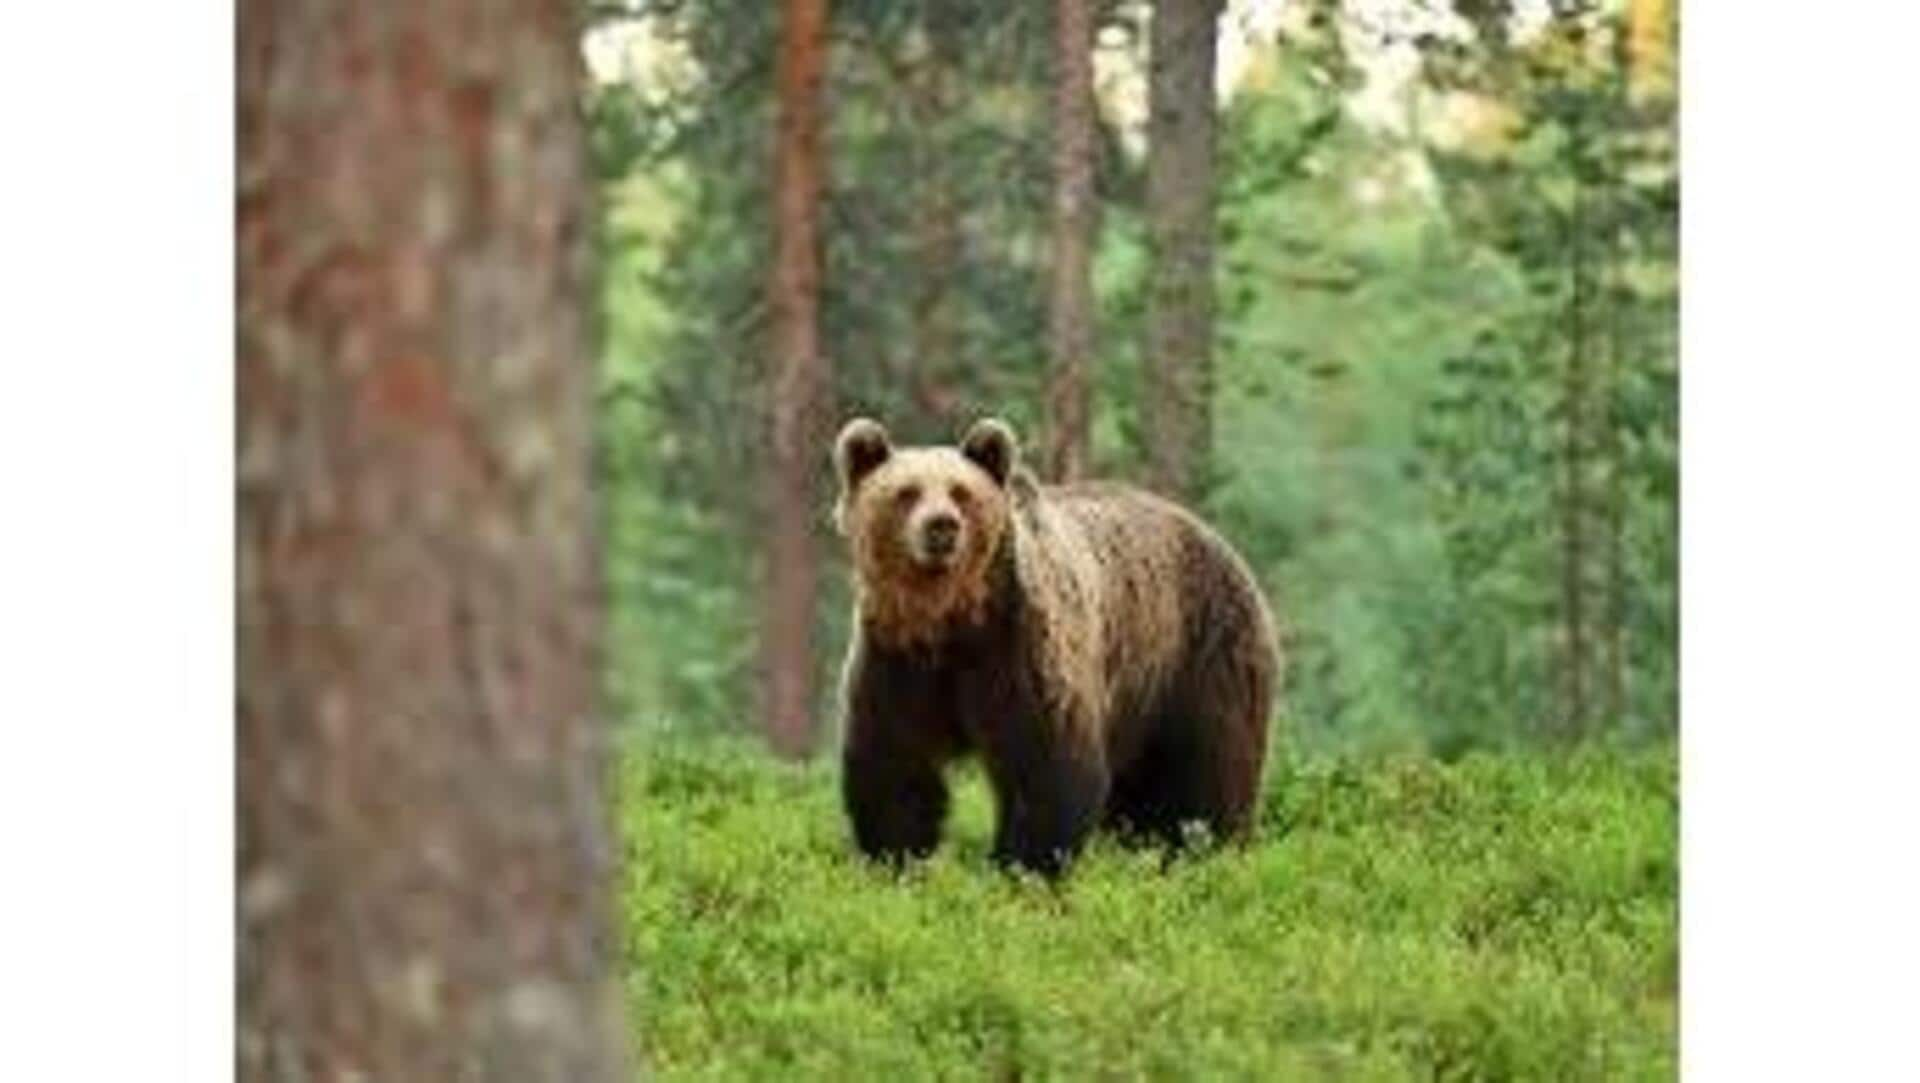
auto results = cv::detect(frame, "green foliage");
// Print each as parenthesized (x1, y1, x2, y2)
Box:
(590, 0, 1094, 729)
(588, 2, 1678, 751)
(1413, 9, 1679, 742)
(616, 737, 1677, 1079)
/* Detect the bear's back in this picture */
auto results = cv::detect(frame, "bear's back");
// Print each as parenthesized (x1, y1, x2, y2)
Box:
(1011, 478, 1274, 746)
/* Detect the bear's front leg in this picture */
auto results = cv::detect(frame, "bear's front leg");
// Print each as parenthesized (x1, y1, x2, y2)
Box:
(843, 740, 950, 867)
(984, 731, 1108, 878)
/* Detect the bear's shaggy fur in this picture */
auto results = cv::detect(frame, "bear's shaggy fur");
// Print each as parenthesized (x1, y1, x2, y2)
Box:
(832, 416, 1281, 876)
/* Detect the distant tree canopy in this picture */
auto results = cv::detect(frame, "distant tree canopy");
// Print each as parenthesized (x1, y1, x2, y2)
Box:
(589, 0, 1677, 754)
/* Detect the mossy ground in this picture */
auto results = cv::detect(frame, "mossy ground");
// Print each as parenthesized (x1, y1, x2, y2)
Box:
(616, 738, 1676, 1080)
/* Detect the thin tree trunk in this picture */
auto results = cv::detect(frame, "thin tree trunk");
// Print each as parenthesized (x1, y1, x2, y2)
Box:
(1602, 247, 1627, 730)
(1560, 125, 1591, 741)
(764, 0, 831, 758)
(1045, 0, 1097, 481)
(236, 2, 620, 1079)
(910, 1, 963, 435)
(1144, 0, 1222, 501)
(1602, 30, 1631, 729)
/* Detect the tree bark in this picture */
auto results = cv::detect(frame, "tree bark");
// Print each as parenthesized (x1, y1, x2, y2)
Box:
(1045, 0, 1098, 481)
(1560, 125, 1592, 740)
(237, 2, 620, 1080)
(1144, 0, 1222, 502)
(763, 0, 831, 758)
(910, 1, 964, 435)
(1602, 205, 1628, 730)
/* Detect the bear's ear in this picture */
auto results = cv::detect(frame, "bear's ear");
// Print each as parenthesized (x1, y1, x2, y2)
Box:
(960, 417, 1019, 487)
(833, 417, 893, 491)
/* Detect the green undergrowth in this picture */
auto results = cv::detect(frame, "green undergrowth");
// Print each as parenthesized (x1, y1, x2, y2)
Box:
(615, 736, 1677, 1081)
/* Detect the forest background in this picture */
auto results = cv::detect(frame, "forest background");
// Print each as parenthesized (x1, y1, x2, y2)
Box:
(586, 0, 1678, 758)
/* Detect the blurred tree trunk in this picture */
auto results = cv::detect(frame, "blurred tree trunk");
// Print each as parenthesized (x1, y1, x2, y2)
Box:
(1600, 208, 1627, 728)
(1559, 122, 1592, 740)
(1044, 0, 1097, 481)
(1601, 24, 1632, 729)
(764, 0, 831, 758)
(910, 0, 963, 434)
(1601, 259, 1627, 729)
(1144, 0, 1222, 501)
(236, 2, 620, 1080)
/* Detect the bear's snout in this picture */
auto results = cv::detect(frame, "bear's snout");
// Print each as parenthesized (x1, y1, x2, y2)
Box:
(911, 509, 964, 566)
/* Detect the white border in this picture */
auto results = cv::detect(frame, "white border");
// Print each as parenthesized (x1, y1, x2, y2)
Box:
(1684, 1, 1920, 1077)
(6, 1, 1920, 1079)
(0, 4, 231, 1081)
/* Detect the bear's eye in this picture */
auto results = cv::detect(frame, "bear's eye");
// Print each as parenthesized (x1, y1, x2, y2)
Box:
(894, 484, 921, 507)
(949, 484, 971, 506)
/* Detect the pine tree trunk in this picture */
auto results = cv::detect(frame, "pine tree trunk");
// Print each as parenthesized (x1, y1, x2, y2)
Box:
(1144, 0, 1221, 501)
(763, 0, 831, 758)
(910, 1, 963, 435)
(1560, 128, 1592, 741)
(1045, 0, 1097, 481)
(1602, 31, 1632, 730)
(236, 2, 620, 1079)
(1602, 255, 1628, 730)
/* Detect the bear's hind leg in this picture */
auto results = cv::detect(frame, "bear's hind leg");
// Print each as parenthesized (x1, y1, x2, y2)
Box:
(1115, 665, 1271, 851)
(983, 729, 1108, 878)
(1169, 719, 1264, 848)
(1104, 726, 1232, 851)
(1103, 742, 1186, 847)
(1166, 647, 1274, 846)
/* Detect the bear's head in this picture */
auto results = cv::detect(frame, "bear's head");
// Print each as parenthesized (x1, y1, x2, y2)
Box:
(832, 417, 1021, 644)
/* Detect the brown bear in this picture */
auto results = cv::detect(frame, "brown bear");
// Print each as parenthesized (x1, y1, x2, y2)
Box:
(831, 416, 1281, 877)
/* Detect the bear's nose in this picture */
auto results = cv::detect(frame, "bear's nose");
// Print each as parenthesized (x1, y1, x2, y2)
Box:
(922, 513, 961, 554)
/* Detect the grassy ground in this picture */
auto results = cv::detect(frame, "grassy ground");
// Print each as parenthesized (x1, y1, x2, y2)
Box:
(615, 737, 1676, 1081)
